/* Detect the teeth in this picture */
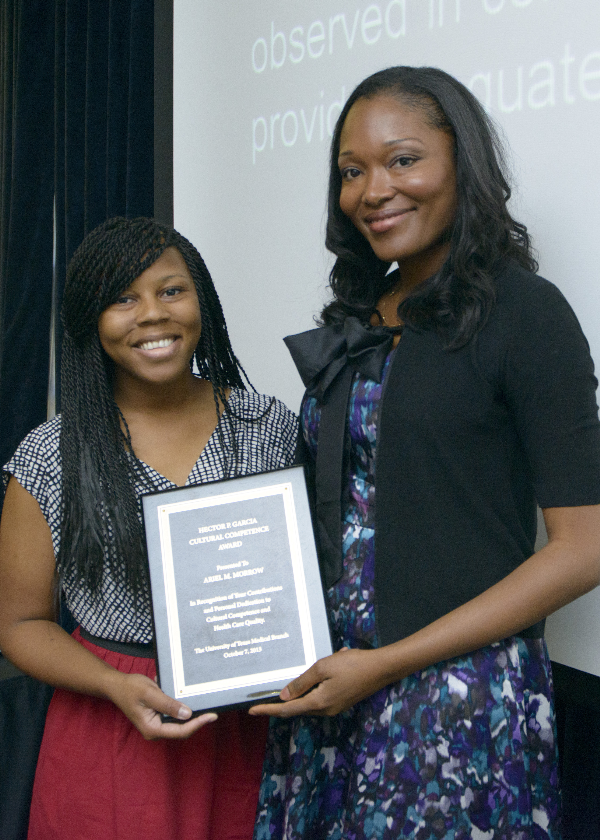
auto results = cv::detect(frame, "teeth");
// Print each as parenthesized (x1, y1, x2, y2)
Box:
(139, 338, 175, 351)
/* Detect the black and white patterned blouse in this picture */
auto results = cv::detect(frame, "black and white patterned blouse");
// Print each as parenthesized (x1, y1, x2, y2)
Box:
(3, 389, 298, 643)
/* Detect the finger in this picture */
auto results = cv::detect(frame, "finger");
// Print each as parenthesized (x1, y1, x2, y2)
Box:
(139, 683, 218, 729)
(150, 712, 218, 740)
(144, 683, 197, 721)
(248, 702, 277, 716)
(279, 664, 321, 701)
(249, 695, 325, 718)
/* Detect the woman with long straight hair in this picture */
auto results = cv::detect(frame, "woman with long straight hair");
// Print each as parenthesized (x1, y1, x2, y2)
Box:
(250, 67, 600, 839)
(0, 217, 297, 840)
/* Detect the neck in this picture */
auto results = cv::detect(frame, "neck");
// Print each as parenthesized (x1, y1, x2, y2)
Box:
(395, 241, 451, 296)
(112, 369, 205, 415)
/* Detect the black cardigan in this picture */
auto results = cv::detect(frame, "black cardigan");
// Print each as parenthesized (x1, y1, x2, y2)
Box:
(290, 262, 600, 647)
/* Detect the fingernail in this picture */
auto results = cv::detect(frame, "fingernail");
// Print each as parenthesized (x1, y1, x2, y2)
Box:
(177, 705, 192, 720)
(280, 687, 290, 701)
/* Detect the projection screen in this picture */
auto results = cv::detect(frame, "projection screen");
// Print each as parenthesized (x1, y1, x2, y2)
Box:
(173, 0, 600, 676)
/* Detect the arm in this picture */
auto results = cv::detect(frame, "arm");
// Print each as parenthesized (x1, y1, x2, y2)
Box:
(0, 477, 216, 739)
(250, 503, 600, 717)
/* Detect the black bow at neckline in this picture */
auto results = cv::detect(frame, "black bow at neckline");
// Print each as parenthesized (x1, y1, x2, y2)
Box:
(284, 316, 402, 402)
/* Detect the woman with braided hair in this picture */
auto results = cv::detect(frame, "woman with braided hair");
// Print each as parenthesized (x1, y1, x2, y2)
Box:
(0, 217, 297, 840)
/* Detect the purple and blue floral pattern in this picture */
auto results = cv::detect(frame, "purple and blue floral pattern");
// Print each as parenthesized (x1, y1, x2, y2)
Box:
(255, 357, 561, 840)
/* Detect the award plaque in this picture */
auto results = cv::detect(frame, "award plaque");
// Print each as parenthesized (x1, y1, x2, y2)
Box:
(141, 465, 332, 713)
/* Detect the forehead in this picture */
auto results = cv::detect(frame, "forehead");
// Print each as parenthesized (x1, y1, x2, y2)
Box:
(339, 94, 452, 153)
(130, 246, 192, 287)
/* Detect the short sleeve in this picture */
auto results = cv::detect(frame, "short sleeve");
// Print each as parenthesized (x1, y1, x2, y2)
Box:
(499, 273, 600, 507)
(2, 416, 63, 554)
(261, 397, 299, 470)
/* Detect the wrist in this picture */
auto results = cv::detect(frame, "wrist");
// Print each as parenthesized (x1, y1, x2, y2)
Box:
(99, 664, 129, 704)
(373, 641, 412, 687)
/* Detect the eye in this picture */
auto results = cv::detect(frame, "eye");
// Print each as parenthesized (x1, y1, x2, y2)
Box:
(340, 166, 362, 181)
(392, 155, 417, 168)
(161, 285, 184, 298)
(114, 293, 135, 305)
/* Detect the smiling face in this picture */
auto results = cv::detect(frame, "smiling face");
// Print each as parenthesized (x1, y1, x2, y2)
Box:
(97, 247, 202, 393)
(338, 94, 458, 289)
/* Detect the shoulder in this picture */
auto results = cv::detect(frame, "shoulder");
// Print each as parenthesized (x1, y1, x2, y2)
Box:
(3, 415, 62, 512)
(468, 261, 598, 420)
(480, 260, 590, 360)
(226, 388, 298, 468)
(4, 415, 62, 475)
(481, 260, 597, 414)
(227, 389, 297, 428)
(492, 260, 578, 324)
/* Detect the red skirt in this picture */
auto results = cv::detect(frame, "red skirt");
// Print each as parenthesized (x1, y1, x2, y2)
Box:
(27, 628, 268, 840)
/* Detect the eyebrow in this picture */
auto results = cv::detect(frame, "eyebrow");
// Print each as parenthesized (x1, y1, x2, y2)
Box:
(339, 137, 421, 158)
(128, 272, 191, 290)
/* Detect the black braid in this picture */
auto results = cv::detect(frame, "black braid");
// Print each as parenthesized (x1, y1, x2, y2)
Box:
(59, 217, 253, 599)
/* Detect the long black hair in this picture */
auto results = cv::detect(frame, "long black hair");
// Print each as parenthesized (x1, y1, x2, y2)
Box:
(59, 217, 249, 598)
(323, 66, 537, 347)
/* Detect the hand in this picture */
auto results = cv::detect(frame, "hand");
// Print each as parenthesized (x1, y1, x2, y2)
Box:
(108, 671, 217, 740)
(249, 647, 389, 718)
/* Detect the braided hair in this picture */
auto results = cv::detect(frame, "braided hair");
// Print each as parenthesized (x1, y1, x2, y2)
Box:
(323, 66, 537, 347)
(60, 217, 249, 599)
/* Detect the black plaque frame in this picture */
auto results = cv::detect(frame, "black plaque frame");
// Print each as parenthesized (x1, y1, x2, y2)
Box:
(142, 465, 332, 713)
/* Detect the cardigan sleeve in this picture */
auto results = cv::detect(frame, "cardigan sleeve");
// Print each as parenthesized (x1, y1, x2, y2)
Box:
(497, 271, 600, 508)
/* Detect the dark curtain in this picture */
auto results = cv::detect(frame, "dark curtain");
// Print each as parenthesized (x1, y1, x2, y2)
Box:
(0, 5, 55, 833)
(0, 660, 53, 840)
(554, 663, 600, 838)
(0, 0, 56, 469)
(0, 2, 153, 838)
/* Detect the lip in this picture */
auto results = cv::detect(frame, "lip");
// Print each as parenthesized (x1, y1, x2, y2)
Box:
(363, 207, 414, 234)
(136, 336, 176, 350)
(133, 335, 181, 357)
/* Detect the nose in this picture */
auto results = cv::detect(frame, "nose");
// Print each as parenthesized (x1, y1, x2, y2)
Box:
(362, 166, 395, 206)
(136, 292, 169, 324)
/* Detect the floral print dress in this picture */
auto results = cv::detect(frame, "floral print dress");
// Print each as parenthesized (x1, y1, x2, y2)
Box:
(254, 356, 561, 840)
